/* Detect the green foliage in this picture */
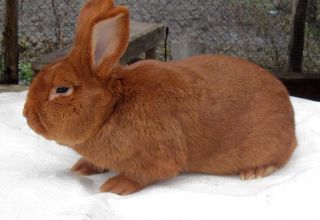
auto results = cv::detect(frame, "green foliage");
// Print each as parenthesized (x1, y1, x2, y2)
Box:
(19, 62, 33, 84)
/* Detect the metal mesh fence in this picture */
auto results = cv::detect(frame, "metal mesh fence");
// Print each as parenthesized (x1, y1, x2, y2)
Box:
(304, 0, 320, 73)
(18, 0, 85, 62)
(0, 0, 319, 82)
(116, 0, 294, 73)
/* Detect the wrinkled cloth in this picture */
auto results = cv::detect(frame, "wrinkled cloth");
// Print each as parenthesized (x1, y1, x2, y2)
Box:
(0, 92, 319, 220)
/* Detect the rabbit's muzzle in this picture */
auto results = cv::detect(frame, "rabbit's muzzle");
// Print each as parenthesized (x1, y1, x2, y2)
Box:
(23, 104, 48, 136)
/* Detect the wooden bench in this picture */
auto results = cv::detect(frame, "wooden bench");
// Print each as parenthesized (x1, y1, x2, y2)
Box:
(32, 21, 166, 72)
(275, 72, 320, 101)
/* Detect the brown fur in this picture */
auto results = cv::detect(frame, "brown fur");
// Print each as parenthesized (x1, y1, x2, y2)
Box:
(23, 0, 296, 195)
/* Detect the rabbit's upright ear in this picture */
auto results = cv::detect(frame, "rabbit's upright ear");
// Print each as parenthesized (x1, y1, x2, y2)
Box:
(90, 7, 130, 79)
(74, 0, 114, 48)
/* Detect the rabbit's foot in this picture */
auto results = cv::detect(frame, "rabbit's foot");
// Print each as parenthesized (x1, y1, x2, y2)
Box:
(71, 158, 108, 176)
(240, 165, 277, 180)
(100, 175, 144, 195)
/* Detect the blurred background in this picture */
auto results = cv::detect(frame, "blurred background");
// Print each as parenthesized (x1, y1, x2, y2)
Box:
(0, 0, 319, 84)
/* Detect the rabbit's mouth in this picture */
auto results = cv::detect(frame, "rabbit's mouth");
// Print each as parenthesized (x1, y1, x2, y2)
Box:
(26, 112, 48, 137)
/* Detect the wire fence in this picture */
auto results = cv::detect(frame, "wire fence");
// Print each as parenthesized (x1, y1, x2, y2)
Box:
(0, 0, 319, 83)
(304, 0, 320, 73)
(18, 0, 84, 62)
(119, 0, 320, 74)
(119, 0, 294, 72)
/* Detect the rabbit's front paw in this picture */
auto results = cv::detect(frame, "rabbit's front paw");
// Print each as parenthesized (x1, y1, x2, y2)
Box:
(71, 158, 108, 176)
(100, 175, 144, 195)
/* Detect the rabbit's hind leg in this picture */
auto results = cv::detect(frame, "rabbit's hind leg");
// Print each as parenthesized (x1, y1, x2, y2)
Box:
(100, 174, 144, 195)
(240, 165, 277, 180)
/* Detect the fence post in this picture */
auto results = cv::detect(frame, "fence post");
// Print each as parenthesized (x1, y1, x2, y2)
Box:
(2, 0, 19, 84)
(287, 0, 309, 73)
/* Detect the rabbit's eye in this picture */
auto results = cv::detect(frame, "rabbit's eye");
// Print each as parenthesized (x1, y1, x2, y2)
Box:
(56, 87, 69, 94)
(49, 86, 73, 101)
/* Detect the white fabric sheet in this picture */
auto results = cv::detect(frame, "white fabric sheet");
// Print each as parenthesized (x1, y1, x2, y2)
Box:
(0, 91, 319, 220)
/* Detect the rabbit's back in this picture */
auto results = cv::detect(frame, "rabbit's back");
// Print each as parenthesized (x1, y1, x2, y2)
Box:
(119, 55, 296, 175)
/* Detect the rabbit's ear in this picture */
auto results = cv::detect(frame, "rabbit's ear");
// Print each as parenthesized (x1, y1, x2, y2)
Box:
(74, 0, 114, 48)
(90, 6, 130, 79)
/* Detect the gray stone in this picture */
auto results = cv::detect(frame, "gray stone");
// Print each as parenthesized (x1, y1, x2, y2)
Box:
(171, 38, 207, 60)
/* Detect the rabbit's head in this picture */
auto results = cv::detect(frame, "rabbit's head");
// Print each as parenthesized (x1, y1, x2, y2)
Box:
(23, 0, 130, 146)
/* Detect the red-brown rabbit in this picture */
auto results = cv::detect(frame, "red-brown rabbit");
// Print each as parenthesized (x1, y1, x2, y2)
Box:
(23, 0, 296, 195)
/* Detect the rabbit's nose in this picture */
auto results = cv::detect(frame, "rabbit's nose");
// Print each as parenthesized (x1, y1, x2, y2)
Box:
(23, 103, 30, 118)
(23, 106, 28, 118)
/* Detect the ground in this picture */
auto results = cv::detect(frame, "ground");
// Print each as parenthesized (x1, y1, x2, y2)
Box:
(0, 85, 28, 93)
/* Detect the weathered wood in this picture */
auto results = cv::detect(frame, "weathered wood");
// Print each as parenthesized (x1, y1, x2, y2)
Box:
(288, 0, 309, 73)
(274, 72, 320, 101)
(145, 47, 157, 59)
(2, 0, 19, 84)
(32, 21, 166, 73)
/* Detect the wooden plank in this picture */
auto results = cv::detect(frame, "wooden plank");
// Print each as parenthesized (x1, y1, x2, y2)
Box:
(32, 21, 166, 72)
(276, 72, 320, 82)
(121, 22, 165, 64)
(288, 0, 309, 73)
(274, 72, 320, 101)
(145, 47, 157, 60)
(2, 0, 19, 84)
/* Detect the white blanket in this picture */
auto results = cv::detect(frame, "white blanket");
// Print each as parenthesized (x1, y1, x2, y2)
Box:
(0, 92, 319, 220)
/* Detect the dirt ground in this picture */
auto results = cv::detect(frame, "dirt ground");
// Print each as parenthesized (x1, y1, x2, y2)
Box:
(0, 85, 29, 93)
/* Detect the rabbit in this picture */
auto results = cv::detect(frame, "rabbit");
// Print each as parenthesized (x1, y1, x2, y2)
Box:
(23, 0, 297, 195)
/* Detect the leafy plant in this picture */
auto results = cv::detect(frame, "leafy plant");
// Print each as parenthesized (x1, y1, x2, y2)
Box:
(19, 62, 33, 84)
